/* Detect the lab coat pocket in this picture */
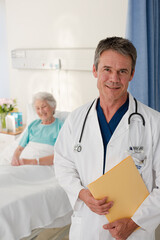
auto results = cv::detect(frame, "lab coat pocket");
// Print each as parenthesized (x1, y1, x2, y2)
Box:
(69, 211, 82, 240)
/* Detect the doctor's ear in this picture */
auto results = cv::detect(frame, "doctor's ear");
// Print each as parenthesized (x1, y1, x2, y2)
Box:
(93, 64, 98, 78)
(130, 69, 135, 81)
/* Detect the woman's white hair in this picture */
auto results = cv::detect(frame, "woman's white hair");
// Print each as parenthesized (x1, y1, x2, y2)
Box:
(32, 92, 57, 114)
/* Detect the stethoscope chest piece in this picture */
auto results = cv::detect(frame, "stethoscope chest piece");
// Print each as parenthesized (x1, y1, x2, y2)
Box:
(74, 99, 96, 153)
(74, 144, 82, 152)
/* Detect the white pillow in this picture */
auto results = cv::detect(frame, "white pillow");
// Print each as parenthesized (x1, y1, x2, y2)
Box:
(26, 104, 70, 125)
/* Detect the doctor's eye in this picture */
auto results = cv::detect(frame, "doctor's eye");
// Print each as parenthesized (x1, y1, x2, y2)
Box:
(119, 69, 128, 74)
(104, 67, 111, 72)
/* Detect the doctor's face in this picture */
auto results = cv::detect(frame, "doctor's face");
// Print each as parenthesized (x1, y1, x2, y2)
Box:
(93, 49, 134, 104)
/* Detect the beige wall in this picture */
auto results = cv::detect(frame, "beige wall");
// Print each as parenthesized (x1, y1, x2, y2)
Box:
(5, 0, 128, 123)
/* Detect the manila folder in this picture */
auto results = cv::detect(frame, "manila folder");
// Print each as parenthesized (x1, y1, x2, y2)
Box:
(87, 156, 149, 223)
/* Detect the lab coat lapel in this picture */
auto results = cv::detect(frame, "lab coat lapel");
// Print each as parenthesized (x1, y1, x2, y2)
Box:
(88, 99, 104, 177)
(104, 93, 136, 171)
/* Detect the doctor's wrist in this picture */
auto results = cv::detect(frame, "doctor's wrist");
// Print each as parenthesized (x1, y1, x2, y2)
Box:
(79, 189, 91, 202)
(128, 218, 140, 232)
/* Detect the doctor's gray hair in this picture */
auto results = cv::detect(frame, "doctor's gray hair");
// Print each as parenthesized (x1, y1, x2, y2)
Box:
(32, 92, 57, 114)
(94, 36, 137, 74)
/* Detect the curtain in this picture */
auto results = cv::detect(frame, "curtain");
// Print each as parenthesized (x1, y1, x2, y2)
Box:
(126, 0, 160, 111)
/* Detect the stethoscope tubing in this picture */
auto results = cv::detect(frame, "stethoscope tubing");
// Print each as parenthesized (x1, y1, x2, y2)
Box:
(78, 99, 96, 143)
(128, 98, 145, 126)
(75, 97, 145, 152)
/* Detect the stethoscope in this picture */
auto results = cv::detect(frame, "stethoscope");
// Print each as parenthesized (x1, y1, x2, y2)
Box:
(74, 97, 145, 154)
(74, 99, 96, 152)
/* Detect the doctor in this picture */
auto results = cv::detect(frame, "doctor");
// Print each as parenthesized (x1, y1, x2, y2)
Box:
(54, 37, 160, 240)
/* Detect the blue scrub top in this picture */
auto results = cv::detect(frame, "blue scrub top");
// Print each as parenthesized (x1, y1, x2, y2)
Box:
(96, 98, 129, 174)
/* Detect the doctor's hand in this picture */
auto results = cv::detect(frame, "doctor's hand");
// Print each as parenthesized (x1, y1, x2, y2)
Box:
(79, 189, 113, 215)
(103, 218, 139, 240)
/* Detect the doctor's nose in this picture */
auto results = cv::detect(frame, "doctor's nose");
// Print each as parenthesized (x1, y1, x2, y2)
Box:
(110, 71, 120, 82)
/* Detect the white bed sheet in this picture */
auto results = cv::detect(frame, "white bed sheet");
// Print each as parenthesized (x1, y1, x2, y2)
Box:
(0, 136, 72, 240)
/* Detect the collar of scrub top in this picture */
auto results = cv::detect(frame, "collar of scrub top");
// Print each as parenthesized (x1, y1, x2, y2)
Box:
(96, 97, 129, 174)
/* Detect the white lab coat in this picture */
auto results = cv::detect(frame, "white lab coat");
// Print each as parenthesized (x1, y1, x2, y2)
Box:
(54, 93, 160, 240)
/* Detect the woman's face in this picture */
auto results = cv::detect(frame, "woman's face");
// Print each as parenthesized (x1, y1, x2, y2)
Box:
(34, 99, 54, 123)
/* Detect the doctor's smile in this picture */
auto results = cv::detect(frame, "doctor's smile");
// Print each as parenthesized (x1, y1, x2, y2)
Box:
(104, 82, 122, 89)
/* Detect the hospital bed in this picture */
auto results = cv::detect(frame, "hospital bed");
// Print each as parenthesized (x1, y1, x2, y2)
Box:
(0, 107, 72, 240)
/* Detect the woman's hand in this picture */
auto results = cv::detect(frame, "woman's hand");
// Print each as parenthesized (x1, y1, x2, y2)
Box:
(11, 145, 24, 166)
(12, 158, 37, 166)
(11, 157, 20, 166)
(12, 151, 54, 166)
(19, 158, 37, 165)
(19, 155, 54, 165)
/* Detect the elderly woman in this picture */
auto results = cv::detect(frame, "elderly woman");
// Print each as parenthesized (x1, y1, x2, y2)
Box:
(11, 92, 64, 166)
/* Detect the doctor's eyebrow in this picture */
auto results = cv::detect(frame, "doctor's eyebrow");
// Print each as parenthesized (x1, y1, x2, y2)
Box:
(103, 66, 129, 73)
(119, 68, 129, 73)
(103, 66, 111, 70)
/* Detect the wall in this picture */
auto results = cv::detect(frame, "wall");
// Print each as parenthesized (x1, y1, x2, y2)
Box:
(5, 0, 128, 123)
(3, 1, 160, 237)
(0, 0, 9, 97)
